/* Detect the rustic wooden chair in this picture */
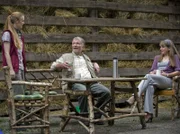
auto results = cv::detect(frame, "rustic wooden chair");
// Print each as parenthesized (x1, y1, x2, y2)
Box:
(25, 69, 67, 112)
(25, 69, 62, 92)
(3, 66, 52, 134)
(59, 81, 111, 134)
(154, 76, 180, 120)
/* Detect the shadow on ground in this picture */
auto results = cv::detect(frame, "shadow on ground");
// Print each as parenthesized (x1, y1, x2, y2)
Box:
(0, 108, 180, 134)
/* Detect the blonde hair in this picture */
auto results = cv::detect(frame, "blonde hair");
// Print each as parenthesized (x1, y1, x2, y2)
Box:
(159, 39, 177, 67)
(4, 12, 24, 49)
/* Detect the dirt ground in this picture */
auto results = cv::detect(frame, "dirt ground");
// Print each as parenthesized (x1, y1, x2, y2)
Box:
(0, 107, 180, 134)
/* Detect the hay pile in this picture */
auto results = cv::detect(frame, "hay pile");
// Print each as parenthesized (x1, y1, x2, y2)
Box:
(0, 0, 177, 69)
(0, 0, 179, 114)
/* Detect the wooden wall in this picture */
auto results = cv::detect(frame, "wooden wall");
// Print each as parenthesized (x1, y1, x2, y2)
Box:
(0, 0, 180, 81)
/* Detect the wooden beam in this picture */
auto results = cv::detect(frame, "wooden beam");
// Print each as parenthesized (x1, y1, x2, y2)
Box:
(24, 16, 180, 29)
(21, 34, 180, 44)
(99, 68, 149, 77)
(0, 0, 179, 14)
(0, 68, 148, 81)
(0, 33, 172, 44)
(23, 52, 157, 61)
(0, 52, 159, 62)
(0, 15, 180, 29)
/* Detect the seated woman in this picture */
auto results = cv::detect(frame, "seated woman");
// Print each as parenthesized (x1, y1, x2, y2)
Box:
(122, 39, 180, 123)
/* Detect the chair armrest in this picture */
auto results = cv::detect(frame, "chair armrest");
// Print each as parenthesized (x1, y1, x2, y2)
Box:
(12, 80, 52, 87)
(26, 69, 53, 73)
(172, 76, 180, 95)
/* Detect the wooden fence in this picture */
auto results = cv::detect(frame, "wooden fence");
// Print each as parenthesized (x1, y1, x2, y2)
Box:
(0, 0, 180, 93)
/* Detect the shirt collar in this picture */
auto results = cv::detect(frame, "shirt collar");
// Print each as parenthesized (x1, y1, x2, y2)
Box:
(72, 51, 83, 57)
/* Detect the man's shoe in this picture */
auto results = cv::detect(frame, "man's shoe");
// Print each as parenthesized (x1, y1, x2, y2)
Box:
(115, 96, 135, 108)
(127, 96, 135, 105)
(94, 112, 102, 119)
(94, 121, 104, 125)
(94, 112, 104, 125)
(79, 114, 89, 126)
(115, 101, 128, 108)
(79, 119, 89, 126)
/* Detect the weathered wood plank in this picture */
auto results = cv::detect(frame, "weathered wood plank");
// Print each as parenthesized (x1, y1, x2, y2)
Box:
(99, 68, 149, 77)
(0, 0, 179, 14)
(0, 15, 179, 29)
(0, 51, 156, 62)
(22, 16, 180, 29)
(0, 52, 157, 62)
(13, 34, 180, 44)
(0, 68, 148, 81)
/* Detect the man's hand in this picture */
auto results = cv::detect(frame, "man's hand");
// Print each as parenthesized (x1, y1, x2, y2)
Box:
(56, 62, 71, 69)
(93, 62, 100, 73)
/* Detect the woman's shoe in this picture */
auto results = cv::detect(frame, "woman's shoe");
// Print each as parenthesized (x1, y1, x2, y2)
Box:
(124, 101, 131, 107)
(145, 113, 153, 123)
(126, 96, 135, 105)
(115, 96, 134, 108)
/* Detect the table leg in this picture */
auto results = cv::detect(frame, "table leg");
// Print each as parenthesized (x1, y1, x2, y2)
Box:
(130, 81, 146, 129)
(87, 83, 95, 134)
(108, 81, 115, 126)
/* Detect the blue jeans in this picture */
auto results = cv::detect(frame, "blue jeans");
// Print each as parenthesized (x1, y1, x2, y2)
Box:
(138, 74, 172, 114)
(72, 82, 111, 112)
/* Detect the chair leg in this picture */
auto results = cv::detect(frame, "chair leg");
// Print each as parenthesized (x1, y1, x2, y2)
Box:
(177, 104, 180, 118)
(177, 101, 180, 118)
(60, 94, 70, 132)
(87, 94, 95, 134)
(176, 95, 180, 118)
(171, 95, 176, 120)
(141, 94, 144, 110)
(42, 107, 50, 134)
(11, 129, 16, 134)
(10, 101, 17, 134)
(60, 117, 71, 132)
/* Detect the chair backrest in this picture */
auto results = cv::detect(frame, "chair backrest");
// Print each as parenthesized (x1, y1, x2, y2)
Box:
(25, 69, 62, 93)
(3, 66, 53, 101)
(3, 66, 14, 99)
(3, 66, 52, 134)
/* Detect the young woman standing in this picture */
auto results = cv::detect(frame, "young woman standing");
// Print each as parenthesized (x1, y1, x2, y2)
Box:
(120, 39, 180, 122)
(2, 12, 26, 95)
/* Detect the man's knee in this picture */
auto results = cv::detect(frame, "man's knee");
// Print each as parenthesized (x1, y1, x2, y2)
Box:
(103, 89, 111, 97)
(72, 83, 86, 91)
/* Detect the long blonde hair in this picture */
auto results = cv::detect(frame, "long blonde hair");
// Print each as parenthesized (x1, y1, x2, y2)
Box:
(159, 39, 178, 67)
(3, 12, 24, 49)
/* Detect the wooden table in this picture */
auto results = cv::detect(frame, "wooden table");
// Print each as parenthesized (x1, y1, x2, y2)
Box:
(61, 77, 146, 134)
